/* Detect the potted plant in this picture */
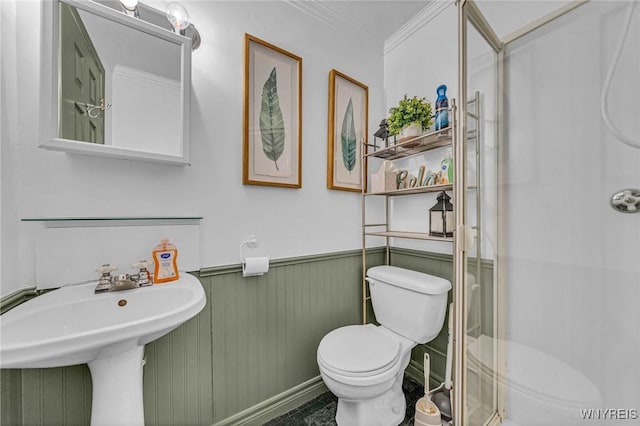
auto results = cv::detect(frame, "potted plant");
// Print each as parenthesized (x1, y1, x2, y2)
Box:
(387, 95, 433, 141)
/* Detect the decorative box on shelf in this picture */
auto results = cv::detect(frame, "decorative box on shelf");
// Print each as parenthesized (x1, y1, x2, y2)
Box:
(371, 171, 397, 193)
(370, 160, 398, 193)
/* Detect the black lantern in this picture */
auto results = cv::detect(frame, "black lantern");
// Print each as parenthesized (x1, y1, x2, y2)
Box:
(429, 191, 454, 237)
(373, 119, 391, 149)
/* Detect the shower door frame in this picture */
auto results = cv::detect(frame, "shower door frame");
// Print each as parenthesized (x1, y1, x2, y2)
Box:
(454, 1, 504, 424)
(453, 1, 592, 425)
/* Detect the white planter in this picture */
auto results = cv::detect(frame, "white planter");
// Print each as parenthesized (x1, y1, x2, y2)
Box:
(399, 123, 423, 141)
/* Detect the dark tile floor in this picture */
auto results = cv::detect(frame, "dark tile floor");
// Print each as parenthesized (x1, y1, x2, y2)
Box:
(263, 375, 425, 426)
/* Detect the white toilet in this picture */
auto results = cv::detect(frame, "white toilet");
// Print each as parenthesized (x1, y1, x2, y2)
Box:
(317, 265, 451, 426)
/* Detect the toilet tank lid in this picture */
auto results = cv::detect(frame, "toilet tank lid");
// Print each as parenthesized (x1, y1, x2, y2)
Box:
(367, 266, 451, 295)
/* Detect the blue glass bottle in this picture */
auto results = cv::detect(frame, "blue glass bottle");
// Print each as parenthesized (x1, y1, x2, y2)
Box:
(435, 84, 449, 130)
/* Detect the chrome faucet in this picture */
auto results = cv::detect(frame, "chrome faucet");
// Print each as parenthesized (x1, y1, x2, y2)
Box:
(132, 261, 151, 286)
(94, 261, 153, 294)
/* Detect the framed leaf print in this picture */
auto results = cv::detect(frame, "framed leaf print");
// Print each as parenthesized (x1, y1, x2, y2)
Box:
(243, 34, 302, 188)
(327, 69, 368, 192)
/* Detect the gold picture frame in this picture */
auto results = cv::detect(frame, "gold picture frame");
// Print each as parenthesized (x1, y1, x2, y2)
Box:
(243, 34, 302, 188)
(327, 69, 368, 192)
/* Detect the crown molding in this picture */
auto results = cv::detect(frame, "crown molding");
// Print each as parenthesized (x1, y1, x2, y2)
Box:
(283, 0, 383, 52)
(384, 0, 454, 55)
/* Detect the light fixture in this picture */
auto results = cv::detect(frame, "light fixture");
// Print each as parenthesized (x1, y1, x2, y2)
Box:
(166, 1, 201, 50)
(429, 191, 454, 238)
(119, 0, 139, 18)
(166, 2, 190, 34)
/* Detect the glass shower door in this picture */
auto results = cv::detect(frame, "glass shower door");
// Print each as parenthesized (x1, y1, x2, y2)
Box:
(455, 2, 639, 425)
(454, 1, 502, 424)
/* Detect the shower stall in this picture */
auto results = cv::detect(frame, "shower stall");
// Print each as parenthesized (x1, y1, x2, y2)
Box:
(454, 1, 639, 424)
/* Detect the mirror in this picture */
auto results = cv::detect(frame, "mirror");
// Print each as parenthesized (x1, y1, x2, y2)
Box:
(40, 0, 191, 165)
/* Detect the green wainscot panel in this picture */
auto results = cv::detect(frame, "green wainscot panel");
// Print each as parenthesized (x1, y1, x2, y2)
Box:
(0, 249, 385, 426)
(388, 248, 494, 386)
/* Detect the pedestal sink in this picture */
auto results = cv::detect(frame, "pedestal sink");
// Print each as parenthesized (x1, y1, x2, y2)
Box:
(0, 273, 206, 425)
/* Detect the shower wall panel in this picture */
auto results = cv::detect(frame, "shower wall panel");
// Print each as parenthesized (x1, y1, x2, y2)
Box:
(505, 2, 639, 422)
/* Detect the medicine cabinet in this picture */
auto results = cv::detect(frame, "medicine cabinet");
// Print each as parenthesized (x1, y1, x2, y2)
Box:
(39, 0, 191, 165)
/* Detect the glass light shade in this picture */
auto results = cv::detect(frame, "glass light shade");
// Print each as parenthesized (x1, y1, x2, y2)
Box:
(430, 211, 444, 234)
(119, 0, 139, 11)
(166, 2, 191, 32)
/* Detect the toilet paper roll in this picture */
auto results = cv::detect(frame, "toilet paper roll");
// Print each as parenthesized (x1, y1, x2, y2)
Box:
(242, 256, 269, 277)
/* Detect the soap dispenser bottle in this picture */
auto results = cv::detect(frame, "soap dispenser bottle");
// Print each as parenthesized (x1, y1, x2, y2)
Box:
(152, 238, 179, 283)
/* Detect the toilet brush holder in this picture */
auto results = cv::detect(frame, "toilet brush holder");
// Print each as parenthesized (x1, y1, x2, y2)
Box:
(414, 353, 441, 426)
(414, 397, 441, 426)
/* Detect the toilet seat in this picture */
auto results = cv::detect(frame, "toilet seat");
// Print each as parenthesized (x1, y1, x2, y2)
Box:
(318, 324, 401, 378)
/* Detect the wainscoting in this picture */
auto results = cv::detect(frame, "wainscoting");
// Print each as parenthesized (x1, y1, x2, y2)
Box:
(389, 248, 494, 388)
(1, 248, 385, 426)
(0, 247, 492, 425)
(202, 249, 384, 425)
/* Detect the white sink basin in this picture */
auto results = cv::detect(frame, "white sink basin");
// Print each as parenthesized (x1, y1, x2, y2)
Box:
(0, 273, 206, 425)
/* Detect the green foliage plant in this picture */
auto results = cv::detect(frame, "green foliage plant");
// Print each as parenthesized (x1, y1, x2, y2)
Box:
(387, 95, 433, 136)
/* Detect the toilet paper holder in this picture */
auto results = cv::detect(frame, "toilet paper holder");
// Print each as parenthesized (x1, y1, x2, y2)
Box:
(240, 235, 269, 277)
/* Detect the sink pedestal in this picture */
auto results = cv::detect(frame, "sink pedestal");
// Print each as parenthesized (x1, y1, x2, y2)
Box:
(88, 346, 145, 426)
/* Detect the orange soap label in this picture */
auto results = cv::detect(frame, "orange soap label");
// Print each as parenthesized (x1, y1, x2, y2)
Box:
(153, 249, 179, 283)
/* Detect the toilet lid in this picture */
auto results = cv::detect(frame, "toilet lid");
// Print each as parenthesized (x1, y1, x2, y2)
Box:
(318, 325, 400, 375)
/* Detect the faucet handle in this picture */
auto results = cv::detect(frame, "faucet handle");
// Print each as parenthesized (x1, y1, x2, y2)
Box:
(97, 264, 118, 275)
(132, 260, 150, 270)
(95, 264, 117, 293)
(132, 260, 152, 287)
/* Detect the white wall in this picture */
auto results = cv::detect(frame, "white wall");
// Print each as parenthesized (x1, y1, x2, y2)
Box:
(1, 0, 36, 296)
(0, 0, 386, 296)
(383, 2, 498, 260)
(383, 3, 458, 255)
(0, 0, 11, 295)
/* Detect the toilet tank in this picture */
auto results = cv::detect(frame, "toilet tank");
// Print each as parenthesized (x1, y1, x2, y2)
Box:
(367, 266, 451, 344)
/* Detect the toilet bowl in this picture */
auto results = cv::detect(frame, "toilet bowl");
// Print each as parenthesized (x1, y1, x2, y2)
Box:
(318, 324, 415, 425)
(317, 266, 451, 426)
